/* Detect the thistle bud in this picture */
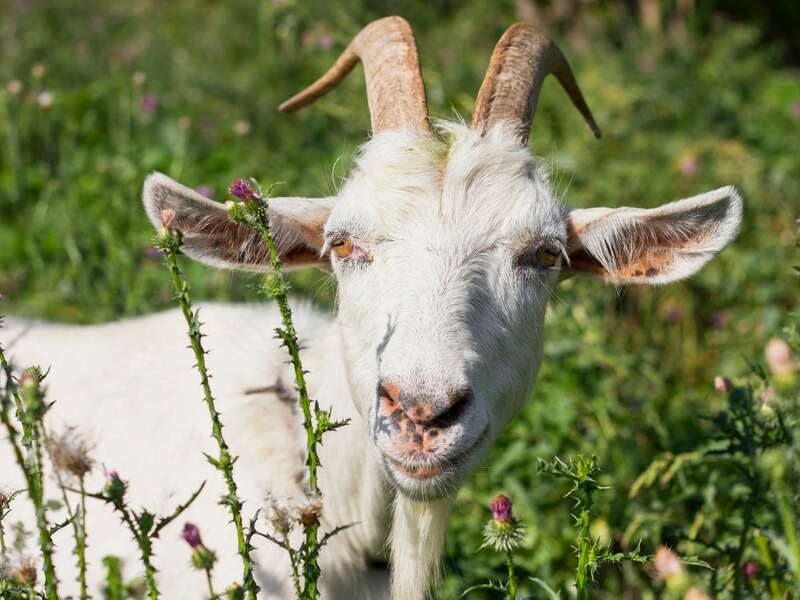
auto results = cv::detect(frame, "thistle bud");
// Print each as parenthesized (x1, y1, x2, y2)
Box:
(182, 523, 217, 571)
(228, 179, 258, 202)
(481, 493, 526, 553)
(103, 468, 126, 503)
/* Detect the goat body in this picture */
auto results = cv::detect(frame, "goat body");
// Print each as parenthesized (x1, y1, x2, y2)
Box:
(1, 17, 743, 600)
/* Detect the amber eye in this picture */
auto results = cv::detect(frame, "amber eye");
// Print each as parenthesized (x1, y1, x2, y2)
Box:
(331, 239, 353, 259)
(534, 244, 561, 268)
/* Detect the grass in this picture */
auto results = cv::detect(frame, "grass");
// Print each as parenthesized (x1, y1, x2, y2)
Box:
(1, 0, 799, 597)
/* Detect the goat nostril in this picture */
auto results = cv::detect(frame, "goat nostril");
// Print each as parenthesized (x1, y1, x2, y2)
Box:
(431, 388, 472, 428)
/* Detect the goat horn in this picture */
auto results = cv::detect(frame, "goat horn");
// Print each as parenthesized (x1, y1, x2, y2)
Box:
(471, 24, 601, 144)
(279, 16, 430, 135)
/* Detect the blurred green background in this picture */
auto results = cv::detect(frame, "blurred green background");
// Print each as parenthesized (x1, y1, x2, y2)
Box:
(1, 0, 798, 597)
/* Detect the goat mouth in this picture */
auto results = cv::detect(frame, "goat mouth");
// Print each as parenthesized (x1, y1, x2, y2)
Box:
(384, 426, 490, 482)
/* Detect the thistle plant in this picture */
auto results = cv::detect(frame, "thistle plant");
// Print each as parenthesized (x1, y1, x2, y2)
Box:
(181, 523, 218, 599)
(154, 210, 260, 599)
(462, 493, 527, 599)
(83, 469, 205, 600)
(45, 428, 93, 599)
(539, 455, 664, 599)
(225, 178, 350, 599)
(0, 351, 60, 600)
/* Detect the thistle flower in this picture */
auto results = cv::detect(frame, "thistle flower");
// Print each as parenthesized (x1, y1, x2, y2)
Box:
(652, 546, 685, 581)
(160, 208, 176, 231)
(182, 522, 203, 548)
(228, 179, 259, 202)
(481, 493, 526, 553)
(182, 522, 217, 571)
(713, 375, 731, 393)
(140, 94, 158, 113)
(103, 467, 126, 503)
(742, 561, 758, 580)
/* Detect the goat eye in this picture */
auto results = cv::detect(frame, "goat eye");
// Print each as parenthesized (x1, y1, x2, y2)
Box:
(331, 239, 353, 259)
(535, 244, 561, 268)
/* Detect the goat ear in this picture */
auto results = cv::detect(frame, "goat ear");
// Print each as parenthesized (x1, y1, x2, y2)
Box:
(142, 173, 335, 272)
(563, 186, 743, 284)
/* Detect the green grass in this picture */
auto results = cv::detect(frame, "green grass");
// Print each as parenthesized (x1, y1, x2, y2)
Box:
(1, 1, 799, 597)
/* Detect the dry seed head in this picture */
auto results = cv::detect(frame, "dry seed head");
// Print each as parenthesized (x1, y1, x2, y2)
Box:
(48, 428, 93, 479)
(10, 556, 38, 586)
(295, 494, 323, 527)
(263, 493, 293, 536)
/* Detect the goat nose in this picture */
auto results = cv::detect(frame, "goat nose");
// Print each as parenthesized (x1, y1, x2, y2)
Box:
(378, 381, 472, 428)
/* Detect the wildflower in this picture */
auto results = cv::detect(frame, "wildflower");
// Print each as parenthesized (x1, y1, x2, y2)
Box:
(742, 561, 758, 579)
(48, 428, 93, 479)
(228, 179, 258, 202)
(652, 546, 685, 581)
(713, 375, 731, 393)
(295, 494, 323, 528)
(145, 246, 164, 261)
(160, 208, 176, 230)
(182, 522, 203, 548)
(684, 588, 711, 600)
(224, 200, 236, 211)
(765, 338, 796, 377)
(36, 91, 53, 111)
(317, 34, 334, 50)
(103, 467, 126, 503)
(195, 185, 214, 199)
(132, 71, 147, 89)
(18, 369, 45, 417)
(481, 493, 526, 553)
(182, 522, 217, 571)
(490, 493, 513, 524)
(178, 115, 191, 130)
(679, 156, 698, 177)
(31, 63, 46, 79)
(225, 583, 245, 600)
(6, 79, 22, 97)
(140, 94, 158, 113)
(234, 120, 251, 136)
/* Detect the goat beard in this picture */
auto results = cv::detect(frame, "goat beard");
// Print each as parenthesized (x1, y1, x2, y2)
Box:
(389, 494, 453, 600)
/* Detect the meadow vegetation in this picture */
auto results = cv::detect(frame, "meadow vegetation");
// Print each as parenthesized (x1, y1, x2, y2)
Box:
(1, 0, 799, 597)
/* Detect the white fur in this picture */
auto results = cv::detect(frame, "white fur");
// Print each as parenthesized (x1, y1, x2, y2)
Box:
(1, 122, 742, 599)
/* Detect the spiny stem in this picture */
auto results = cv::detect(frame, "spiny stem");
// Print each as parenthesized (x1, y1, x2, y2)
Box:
(0, 346, 59, 599)
(159, 230, 259, 600)
(505, 550, 517, 599)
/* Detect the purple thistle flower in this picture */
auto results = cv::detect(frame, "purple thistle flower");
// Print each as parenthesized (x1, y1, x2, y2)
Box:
(490, 493, 513, 524)
(742, 561, 758, 580)
(228, 179, 258, 202)
(182, 522, 203, 549)
(140, 94, 158, 113)
(194, 185, 214, 199)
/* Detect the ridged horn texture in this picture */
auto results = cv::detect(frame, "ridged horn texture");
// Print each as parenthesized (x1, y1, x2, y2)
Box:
(279, 16, 430, 135)
(472, 23, 601, 144)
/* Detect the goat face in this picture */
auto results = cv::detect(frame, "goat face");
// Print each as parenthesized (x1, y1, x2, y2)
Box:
(328, 126, 563, 498)
(142, 17, 742, 502)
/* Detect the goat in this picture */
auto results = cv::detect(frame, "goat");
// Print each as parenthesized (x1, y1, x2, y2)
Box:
(1, 16, 742, 600)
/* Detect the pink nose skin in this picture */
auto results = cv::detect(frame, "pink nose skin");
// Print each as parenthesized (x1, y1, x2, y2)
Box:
(374, 381, 472, 456)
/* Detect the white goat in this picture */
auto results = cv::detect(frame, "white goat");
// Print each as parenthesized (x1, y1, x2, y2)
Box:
(1, 16, 742, 600)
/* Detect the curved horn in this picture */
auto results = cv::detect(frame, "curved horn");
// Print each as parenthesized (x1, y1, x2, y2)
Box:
(279, 16, 430, 135)
(471, 24, 601, 144)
